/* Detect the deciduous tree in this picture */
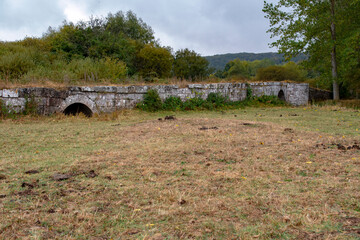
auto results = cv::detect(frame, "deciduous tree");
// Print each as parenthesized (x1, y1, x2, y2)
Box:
(173, 49, 210, 81)
(136, 44, 173, 79)
(263, 0, 360, 99)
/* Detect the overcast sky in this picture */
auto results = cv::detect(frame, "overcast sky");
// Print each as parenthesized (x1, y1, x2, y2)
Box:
(0, 0, 277, 56)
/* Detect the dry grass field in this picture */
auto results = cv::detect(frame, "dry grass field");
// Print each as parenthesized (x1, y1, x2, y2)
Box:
(0, 107, 359, 239)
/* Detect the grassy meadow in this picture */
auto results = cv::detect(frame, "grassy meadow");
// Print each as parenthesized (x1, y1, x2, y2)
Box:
(0, 106, 360, 239)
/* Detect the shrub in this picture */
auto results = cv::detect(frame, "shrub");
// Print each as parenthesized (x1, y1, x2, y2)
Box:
(182, 97, 205, 110)
(246, 83, 253, 100)
(163, 96, 183, 111)
(205, 93, 228, 109)
(137, 89, 162, 112)
(256, 63, 306, 82)
(0, 99, 10, 118)
(23, 95, 38, 115)
(137, 92, 286, 112)
(0, 50, 35, 80)
(253, 95, 286, 106)
(98, 57, 127, 82)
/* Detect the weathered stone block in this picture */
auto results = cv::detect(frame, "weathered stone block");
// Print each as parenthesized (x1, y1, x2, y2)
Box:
(1, 89, 19, 98)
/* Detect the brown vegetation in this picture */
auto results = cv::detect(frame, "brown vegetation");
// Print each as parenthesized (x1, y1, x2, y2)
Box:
(0, 108, 359, 239)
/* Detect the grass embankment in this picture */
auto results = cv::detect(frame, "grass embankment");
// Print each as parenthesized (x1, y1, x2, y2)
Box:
(0, 107, 359, 239)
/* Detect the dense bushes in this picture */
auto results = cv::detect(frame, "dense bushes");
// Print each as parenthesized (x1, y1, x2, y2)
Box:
(0, 99, 10, 118)
(255, 62, 307, 82)
(138, 89, 286, 112)
(0, 11, 211, 84)
(136, 44, 173, 80)
(217, 58, 275, 79)
(162, 96, 183, 111)
(137, 89, 163, 112)
(0, 41, 128, 84)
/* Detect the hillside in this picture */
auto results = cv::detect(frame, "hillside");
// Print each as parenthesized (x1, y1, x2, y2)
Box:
(205, 52, 307, 70)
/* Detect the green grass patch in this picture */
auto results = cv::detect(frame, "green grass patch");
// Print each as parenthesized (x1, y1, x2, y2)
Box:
(0, 108, 359, 239)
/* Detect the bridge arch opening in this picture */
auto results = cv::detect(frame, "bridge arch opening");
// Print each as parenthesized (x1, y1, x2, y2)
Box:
(63, 103, 93, 117)
(278, 90, 286, 101)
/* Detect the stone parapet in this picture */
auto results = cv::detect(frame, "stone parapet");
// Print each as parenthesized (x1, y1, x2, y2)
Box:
(0, 82, 309, 115)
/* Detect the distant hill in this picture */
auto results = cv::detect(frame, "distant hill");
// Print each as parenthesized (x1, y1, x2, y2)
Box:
(205, 52, 307, 70)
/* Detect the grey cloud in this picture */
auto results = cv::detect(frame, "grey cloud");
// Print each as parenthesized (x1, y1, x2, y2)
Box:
(92, 0, 274, 55)
(0, 0, 275, 55)
(0, 0, 65, 40)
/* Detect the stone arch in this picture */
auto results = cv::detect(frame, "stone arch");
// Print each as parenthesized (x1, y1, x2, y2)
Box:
(63, 103, 93, 117)
(278, 90, 286, 101)
(58, 95, 97, 116)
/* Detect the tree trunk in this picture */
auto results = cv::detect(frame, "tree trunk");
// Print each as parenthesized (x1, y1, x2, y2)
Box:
(331, 0, 340, 100)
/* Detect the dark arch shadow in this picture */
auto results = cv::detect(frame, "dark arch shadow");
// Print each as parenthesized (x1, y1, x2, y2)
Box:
(63, 103, 93, 117)
(278, 90, 286, 101)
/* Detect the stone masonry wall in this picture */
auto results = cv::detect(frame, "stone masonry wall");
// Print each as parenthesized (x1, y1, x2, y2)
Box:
(0, 82, 309, 115)
(309, 88, 332, 102)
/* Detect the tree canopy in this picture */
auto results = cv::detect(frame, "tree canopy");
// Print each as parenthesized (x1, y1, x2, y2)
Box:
(173, 49, 210, 81)
(0, 11, 211, 83)
(263, 0, 360, 99)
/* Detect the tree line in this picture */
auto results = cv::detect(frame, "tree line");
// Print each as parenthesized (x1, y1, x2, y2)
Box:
(0, 11, 211, 84)
(205, 52, 307, 70)
(0, 6, 359, 99)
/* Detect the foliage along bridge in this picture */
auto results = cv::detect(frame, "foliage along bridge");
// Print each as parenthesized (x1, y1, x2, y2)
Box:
(0, 82, 310, 117)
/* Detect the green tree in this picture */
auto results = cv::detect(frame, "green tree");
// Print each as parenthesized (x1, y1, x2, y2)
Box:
(250, 59, 275, 76)
(263, 0, 360, 99)
(221, 58, 275, 79)
(256, 62, 306, 82)
(43, 10, 155, 75)
(225, 59, 251, 79)
(173, 48, 210, 81)
(136, 44, 173, 79)
(105, 11, 154, 45)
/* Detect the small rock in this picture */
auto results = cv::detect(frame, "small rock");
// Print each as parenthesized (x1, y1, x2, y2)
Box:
(25, 170, 40, 174)
(53, 173, 71, 181)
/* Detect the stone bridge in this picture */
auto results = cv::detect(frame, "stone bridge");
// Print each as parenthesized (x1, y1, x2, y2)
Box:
(0, 82, 309, 116)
